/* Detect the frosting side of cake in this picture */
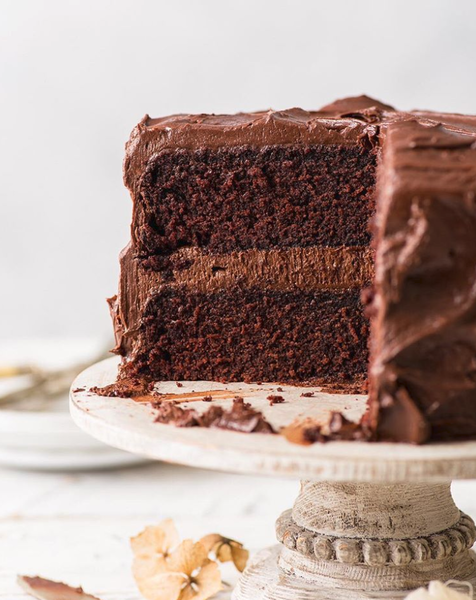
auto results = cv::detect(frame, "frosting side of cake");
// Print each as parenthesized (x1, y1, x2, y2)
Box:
(370, 119, 476, 443)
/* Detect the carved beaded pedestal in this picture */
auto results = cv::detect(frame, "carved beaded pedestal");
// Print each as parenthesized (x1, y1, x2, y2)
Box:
(70, 358, 476, 600)
(234, 482, 476, 599)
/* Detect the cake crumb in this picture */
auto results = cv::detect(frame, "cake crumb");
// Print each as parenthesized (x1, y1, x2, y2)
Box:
(276, 387, 284, 392)
(267, 395, 285, 405)
(301, 391, 315, 397)
(90, 377, 159, 401)
(282, 412, 371, 445)
(176, 382, 183, 388)
(153, 397, 275, 434)
(202, 395, 213, 402)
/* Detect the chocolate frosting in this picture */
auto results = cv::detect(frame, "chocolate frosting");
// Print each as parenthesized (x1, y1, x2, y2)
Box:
(114, 95, 476, 444)
(370, 119, 476, 443)
(123, 101, 381, 197)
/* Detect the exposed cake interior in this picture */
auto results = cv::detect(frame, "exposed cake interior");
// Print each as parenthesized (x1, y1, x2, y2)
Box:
(114, 138, 378, 388)
(135, 288, 369, 385)
(134, 145, 377, 259)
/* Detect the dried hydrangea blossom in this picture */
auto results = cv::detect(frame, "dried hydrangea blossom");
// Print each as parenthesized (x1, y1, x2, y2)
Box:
(136, 540, 222, 600)
(131, 519, 248, 600)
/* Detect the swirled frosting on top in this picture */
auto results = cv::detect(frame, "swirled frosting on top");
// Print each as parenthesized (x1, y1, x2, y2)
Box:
(123, 97, 389, 196)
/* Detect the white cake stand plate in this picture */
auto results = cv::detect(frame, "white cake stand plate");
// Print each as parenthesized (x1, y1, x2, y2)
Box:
(70, 357, 476, 600)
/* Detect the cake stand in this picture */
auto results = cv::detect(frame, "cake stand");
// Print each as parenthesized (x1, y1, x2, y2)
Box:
(70, 357, 476, 600)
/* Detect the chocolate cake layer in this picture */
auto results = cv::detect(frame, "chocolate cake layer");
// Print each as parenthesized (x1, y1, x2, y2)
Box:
(118, 287, 369, 386)
(133, 144, 378, 258)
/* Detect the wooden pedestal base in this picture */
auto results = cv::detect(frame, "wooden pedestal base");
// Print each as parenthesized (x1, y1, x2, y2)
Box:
(233, 481, 476, 600)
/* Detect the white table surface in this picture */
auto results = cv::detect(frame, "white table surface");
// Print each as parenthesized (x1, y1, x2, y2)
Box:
(0, 461, 300, 599)
(1, 465, 476, 600)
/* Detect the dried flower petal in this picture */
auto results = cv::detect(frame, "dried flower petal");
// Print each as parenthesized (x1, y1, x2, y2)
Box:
(184, 560, 222, 600)
(131, 519, 180, 580)
(167, 540, 209, 576)
(228, 545, 249, 572)
(137, 543, 222, 600)
(136, 572, 187, 600)
(200, 534, 249, 572)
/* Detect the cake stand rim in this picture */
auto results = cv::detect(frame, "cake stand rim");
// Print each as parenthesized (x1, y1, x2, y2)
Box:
(69, 357, 476, 483)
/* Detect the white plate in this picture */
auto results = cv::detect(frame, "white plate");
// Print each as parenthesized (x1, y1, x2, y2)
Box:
(0, 393, 111, 449)
(0, 338, 149, 470)
(0, 443, 146, 471)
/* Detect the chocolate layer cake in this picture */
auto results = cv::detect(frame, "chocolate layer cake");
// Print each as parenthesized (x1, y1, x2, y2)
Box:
(109, 96, 476, 443)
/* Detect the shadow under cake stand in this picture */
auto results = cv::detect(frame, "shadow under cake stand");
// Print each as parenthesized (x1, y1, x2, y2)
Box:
(70, 357, 476, 600)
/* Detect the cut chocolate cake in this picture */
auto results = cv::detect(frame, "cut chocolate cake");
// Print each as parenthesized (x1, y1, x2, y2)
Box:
(109, 96, 476, 444)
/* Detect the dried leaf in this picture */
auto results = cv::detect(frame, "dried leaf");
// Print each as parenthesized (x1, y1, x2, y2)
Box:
(199, 534, 249, 572)
(184, 560, 222, 600)
(17, 576, 101, 600)
(131, 519, 180, 580)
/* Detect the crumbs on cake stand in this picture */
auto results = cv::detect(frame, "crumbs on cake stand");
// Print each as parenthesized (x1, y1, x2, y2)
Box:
(153, 397, 275, 434)
(89, 377, 162, 403)
(267, 394, 285, 405)
(88, 379, 371, 445)
(282, 412, 371, 445)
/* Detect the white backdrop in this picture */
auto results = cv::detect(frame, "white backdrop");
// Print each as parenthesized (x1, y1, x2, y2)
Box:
(2, 0, 476, 340)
